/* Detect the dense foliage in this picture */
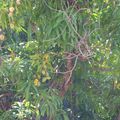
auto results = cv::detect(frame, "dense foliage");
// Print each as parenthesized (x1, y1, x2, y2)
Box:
(0, 0, 120, 120)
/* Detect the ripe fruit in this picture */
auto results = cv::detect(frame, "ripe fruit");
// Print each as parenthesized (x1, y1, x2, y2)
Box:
(16, 0, 21, 5)
(34, 79, 40, 86)
(9, 7, 15, 13)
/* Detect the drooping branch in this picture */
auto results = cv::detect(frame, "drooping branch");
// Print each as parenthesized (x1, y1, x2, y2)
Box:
(59, 34, 93, 96)
(50, 33, 93, 96)
(60, 53, 78, 96)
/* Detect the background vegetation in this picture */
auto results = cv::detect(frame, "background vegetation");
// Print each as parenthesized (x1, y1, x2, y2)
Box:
(0, 0, 120, 120)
